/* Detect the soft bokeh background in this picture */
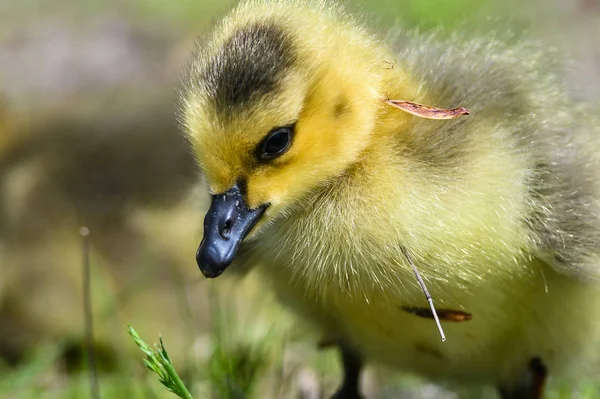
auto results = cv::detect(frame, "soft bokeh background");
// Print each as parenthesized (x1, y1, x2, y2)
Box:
(0, 0, 599, 398)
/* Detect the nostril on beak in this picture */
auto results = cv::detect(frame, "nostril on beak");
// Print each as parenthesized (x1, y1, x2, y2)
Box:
(219, 217, 233, 239)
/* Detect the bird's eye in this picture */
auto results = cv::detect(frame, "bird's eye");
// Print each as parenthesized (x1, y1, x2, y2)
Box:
(257, 125, 294, 160)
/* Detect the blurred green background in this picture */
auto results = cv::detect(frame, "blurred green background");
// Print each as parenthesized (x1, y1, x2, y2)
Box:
(0, 0, 599, 398)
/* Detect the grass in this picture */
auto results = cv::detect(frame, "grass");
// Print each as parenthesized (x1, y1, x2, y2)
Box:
(3, 318, 600, 399)
(127, 325, 193, 399)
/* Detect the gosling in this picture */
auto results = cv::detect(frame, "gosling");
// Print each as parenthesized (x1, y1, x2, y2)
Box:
(178, 0, 600, 397)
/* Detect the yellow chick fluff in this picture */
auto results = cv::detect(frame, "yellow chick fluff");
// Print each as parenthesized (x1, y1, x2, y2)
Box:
(178, 0, 600, 397)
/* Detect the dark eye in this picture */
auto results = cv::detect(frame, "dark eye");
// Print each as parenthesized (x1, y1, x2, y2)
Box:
(257, 125, 294, 160)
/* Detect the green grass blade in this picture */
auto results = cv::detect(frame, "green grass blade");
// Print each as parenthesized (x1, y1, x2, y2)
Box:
(127, 325, 194, 399)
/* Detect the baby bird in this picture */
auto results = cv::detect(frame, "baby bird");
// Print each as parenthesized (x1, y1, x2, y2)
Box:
(178, 0, 600, 397)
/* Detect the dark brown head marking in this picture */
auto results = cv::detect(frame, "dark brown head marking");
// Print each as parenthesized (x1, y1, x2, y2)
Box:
(201, 22, 295, 118)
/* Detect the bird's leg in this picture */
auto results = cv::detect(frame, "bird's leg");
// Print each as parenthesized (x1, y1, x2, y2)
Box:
(330, 345, 364, 399)
(498, 357, 548, 399)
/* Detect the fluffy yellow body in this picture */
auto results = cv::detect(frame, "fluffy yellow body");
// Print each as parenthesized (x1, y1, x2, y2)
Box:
(181, 0, 600, 390)
(248, 119, 600, 385)
(257, 170, 600, 385)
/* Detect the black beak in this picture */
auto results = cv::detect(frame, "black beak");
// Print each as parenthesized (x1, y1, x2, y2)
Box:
(196, 184, 267, 278)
